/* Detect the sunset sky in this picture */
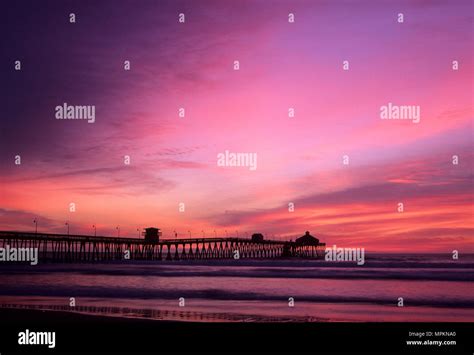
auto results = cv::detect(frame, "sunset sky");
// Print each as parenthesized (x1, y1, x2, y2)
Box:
(1, 0, 472, 252)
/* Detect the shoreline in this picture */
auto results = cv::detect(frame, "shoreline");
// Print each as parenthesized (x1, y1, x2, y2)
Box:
(0, 307, 162, 325)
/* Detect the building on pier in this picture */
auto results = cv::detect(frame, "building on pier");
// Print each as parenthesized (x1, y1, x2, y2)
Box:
(295, 231, 319, 245)
(251, 233, 264, 242)
(143, 227, 162, 244)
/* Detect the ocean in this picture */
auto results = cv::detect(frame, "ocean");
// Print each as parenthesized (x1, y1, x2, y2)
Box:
(0, 254, 473, 322)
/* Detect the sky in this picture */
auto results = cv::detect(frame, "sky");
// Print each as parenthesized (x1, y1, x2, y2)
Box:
(0, 0, 473, 252)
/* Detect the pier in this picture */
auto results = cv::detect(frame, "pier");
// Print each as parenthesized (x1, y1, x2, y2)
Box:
(0, 230, 326, 262)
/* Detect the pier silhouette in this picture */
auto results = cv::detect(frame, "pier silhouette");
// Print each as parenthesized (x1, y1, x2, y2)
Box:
(0, 230, 326, 262)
